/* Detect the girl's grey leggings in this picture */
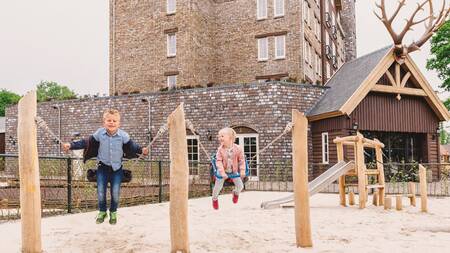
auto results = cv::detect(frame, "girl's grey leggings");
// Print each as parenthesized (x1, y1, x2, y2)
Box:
(212, 177, 244, 200)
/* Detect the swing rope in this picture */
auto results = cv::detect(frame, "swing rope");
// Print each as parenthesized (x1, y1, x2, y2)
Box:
(185, 120, 294, 163)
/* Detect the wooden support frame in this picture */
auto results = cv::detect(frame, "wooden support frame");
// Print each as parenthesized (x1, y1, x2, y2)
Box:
(355, 133, 366, 208)
(18, 91, 42, 253)
(374, 139, 385, 206)
(337, 140, 346, 206)
(292, 109, 312, 248)
(419, 164, 428, 213)
(408, 182, 416, 207)
(168, 103, 190, 253)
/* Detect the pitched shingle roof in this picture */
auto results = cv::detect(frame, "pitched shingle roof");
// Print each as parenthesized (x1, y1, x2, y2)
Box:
(307, 46, 391, 117)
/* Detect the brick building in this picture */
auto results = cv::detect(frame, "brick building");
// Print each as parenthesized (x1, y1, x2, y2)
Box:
(109, 0, 353, 95)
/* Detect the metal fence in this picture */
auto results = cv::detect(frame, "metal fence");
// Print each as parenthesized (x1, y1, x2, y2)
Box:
(1, 154, 449, 221)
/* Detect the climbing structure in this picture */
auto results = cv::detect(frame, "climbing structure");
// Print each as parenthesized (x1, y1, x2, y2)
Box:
(334, 132, 386, 209)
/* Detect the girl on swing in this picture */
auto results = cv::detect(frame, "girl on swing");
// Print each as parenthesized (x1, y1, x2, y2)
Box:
(212, 127, 245, 210)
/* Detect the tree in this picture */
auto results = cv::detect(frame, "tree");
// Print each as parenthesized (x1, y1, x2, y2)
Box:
(0, 89, 21, 116)
(427, 20, 450, 90)
(440, 122, 448, 145)
(36, 81, 77, 102)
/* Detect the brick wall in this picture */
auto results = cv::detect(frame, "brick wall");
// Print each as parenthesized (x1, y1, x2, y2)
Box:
(110, 0, 353, 94)
(6, 82, 326, 178)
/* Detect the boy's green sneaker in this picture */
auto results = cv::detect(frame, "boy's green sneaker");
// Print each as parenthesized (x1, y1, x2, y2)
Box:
(109, 211, 117, 225)
(96, 211, 107, 224)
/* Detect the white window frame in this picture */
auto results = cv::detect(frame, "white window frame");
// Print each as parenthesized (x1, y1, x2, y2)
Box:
(257, 0, 268, 20)
(167, 0, 176, 14)
(274, 35, 286, 59)
(236, 133, 259, 181)
(167, 75, 177, 89)
(187, 135, 199, 178)
(167, 33, 176, 57)
(322, 132, 329, 164)
(257, 37, 269, 61)
(274, 0, 285, 18)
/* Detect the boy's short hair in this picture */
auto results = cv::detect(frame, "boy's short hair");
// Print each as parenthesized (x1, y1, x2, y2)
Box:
(219, 127, 237, 141)
(103, 109, 121, 120)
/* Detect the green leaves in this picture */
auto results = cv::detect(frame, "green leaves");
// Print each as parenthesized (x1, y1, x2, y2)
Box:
(0, 89, 21, 116)
(426, 20, 450, 90)
(36, 81, 77, 102)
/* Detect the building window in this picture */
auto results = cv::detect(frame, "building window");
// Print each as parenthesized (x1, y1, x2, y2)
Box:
(274, 35, 286, 59)
(167, 0, 176, 14)
(235, 133, 259, 180)
(274, 0, 284, 17)
(257, 37, 269, 61)
(257, 0, 268, 20)
(167, 33, 176, 57)
(322, 132, 329, 164)
(167, 75, 177, 89)
(187, 136, 199, 175)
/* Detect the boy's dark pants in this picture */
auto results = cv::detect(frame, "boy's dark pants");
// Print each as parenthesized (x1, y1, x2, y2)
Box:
(97, 163, 123, 212)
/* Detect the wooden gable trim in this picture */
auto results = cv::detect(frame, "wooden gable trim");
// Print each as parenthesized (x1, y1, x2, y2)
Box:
(404, 55, 450, 121)
(339, 48, 395, 115)
(307, 110, 343, 122)
(371, 85, 427, 97)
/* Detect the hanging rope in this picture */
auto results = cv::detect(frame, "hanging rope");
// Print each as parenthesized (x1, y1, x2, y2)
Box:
(35, 116, 65, 146)
(130, 123, 168, 166)
(185, 119, 211, 161)
(185, 120, 294, 163)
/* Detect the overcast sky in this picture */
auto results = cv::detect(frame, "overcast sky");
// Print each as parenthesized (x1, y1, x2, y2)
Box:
(0, 0, 447, 100)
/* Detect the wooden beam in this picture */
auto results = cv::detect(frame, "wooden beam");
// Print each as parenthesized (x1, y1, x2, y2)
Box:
(384, 197, 392, 210)
(419, 164, 428, 213)
(395, 63, 401, 87)
(395, 195, 403, 211)
(307, 110, 343, 122)
(337, 141, 346, 206)
(355, 132, 366, 209)
(362, 138, 385, 148)
(333, 135, 359, 144)
(400, 72, 411, 88)
(292, 109, 313, 248)
(386, 69, 397, 87)
(371, 85, 427, 96)
(375, 141, 385, 206)
(18, 91, 42, 253)
(168, 103, 190, 253)
(408, 182, 416, 207)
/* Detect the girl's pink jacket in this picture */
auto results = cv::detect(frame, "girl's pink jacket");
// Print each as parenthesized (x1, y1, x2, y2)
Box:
(215, 144, 246, 177)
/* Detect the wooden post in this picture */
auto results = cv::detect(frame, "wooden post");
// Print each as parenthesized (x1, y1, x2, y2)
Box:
(292, 109, 312, 248)
(355, 133, 366, 208)
(336, 141, 346, 206)
(372, 192, 379, 206)
(167, 103, 190, 253)
(348, 192, 355, 206)
(408, 182, 416, 207)
(384, 197, 392, 210)
(18, 91, 42, 253)
(419, 165, 428, 213)
(395, 195, 402, 211)
(374, 141, 385, 206)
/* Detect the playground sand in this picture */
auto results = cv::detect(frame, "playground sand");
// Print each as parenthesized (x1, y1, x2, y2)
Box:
(1, 191, 449, 253)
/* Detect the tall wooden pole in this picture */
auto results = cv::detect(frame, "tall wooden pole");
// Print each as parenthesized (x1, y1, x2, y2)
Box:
(419, 164, 428, 213)
(292, 109, 312, 248)
(374, 140, 385, 206)
(168, 103, 190, 253)
(355, 132, 366, 209)
(337, 141, 346, 206)
(18, 91, 42, 253)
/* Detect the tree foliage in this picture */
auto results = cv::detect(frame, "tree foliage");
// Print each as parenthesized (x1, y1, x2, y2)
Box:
(427, 20, 450, 90)
(36, 81, 77, 102)
(0, 89, 21, 116)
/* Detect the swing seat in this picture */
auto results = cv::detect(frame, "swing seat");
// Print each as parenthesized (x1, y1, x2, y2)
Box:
(210, 155, 250, 187)
(87, 168, 132, 183)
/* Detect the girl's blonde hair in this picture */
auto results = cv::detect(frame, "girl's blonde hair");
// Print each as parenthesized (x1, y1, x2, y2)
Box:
(219, 127, 237, 141)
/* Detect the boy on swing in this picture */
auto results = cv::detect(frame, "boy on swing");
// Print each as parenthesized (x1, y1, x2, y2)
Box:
(212, 127, 245, 210)
(63, 109, 148, 224)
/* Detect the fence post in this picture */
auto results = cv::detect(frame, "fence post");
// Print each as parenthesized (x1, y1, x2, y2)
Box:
(67, 157, 72, 213)
(158, 161, 162, 203)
